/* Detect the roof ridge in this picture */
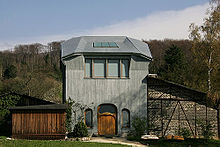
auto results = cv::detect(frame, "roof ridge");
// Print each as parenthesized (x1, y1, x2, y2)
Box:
(126, 37, 142, 54)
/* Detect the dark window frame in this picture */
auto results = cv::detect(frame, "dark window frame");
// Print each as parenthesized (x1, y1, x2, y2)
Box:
(84, 109, 93, 128)
(122, 108, 130, 128)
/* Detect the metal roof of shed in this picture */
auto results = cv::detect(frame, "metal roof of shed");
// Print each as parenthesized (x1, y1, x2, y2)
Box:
(61, 36, 152, 60)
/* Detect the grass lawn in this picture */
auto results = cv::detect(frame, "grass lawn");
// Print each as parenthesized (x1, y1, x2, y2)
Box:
(0, 137, 128, 147)
(140, 138, 220, 147)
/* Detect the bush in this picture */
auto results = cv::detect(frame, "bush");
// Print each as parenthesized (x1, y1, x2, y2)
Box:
(68, 121, 88, 138)
(179, 128, 191, 138)
(66, 100, 74, 132)
(199, 121, 214, 139)
(0, 94, 21, 136)
(3, 65, 17, 79)
(127, 116, 148, 140)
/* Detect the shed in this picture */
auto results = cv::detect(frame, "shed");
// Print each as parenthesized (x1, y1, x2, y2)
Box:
(147, 76, 218, 137)
(0, 93, 55, 136)
(10, 104, 67, 140)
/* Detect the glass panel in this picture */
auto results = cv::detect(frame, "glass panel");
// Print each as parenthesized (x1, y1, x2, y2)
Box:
(85, 59, 91, 77)
(94, 59, 105, 77)
(99, 105, 116, 114)
(121, 59, 129, 77)
(93, 42, 102, 47)
(109, 42, 118, 47)
(85, 109, 92, 127)
(122, 109, 130, 128)
(108, 60, 119, 77)
(101, 42, 109, 47)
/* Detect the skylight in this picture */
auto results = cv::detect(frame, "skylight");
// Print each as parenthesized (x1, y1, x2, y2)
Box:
(93, 42, 118, 48)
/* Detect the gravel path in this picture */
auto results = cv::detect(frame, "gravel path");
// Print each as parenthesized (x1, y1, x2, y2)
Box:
(87, 137, 147, 147)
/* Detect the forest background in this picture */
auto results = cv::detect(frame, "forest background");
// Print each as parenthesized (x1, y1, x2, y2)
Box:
(0, 0, 219, 107)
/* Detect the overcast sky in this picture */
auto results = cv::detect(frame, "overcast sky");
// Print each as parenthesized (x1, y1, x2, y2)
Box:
(0, 0, 209, 51)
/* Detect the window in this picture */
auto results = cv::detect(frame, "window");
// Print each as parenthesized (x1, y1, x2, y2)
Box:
(121, 59, 129, 78)
(85, 59, 92, 78)
(93, 42, 102, 47)
(85, 109, 93, 128)
(94, 59, 105, 77)
(84, 58, 130, 78)
(122, 109, 130, 128)
(108, 59, 119, 77)
(93, 42, 118, 48)
(98, 104, 116, 114)
(108, 42, 118, 47)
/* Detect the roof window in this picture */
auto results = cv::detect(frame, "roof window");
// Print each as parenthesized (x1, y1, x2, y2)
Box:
(93, 42, 118, 48)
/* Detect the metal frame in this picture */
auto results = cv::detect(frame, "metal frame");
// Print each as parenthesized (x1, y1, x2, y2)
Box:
(147, 76, 218, 137)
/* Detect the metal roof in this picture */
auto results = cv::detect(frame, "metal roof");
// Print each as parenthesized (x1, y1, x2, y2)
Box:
(61, 36, 152, 60)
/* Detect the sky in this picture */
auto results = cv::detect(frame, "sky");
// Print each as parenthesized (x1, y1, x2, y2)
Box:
(0, 0, 210, 51)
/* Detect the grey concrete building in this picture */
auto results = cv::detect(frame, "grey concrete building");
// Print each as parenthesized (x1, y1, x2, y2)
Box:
(61, 36, 152, 136)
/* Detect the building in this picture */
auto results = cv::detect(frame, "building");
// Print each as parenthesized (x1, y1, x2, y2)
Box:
(10, 104, 67, 140)
(61, 36, 152, 136)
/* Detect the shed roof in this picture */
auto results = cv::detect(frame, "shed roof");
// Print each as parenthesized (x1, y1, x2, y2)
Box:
(61, 36, 152, 60)
(9, 104, 67, 110)
(147, 76, 207, 104)
(0, 92, 54, 106)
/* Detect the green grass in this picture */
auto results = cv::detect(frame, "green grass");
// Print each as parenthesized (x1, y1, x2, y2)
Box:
(140, 138, 220, 147)
(0, 139, 128, 147)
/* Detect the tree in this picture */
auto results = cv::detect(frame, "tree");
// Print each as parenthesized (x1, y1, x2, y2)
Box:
(189, 0, 220, 98)
(158, 45, 186, 84)
(3, 65, 17, 79)
(189, 0, 220, 138)
(145, 39, 193, 75)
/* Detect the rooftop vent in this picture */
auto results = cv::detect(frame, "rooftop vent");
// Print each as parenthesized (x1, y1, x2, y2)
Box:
(93, 42, 118, 48)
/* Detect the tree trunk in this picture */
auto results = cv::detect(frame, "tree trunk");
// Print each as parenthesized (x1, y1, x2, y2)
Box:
(208, 51, 213, 92)
(218, 105, 220, 139)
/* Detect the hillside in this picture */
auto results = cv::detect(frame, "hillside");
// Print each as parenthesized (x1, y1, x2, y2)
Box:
(0, 39, 219, 103)
(0, 42, 62, 103)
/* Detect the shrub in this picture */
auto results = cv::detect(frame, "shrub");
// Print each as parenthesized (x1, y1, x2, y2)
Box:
(179, 128, 191, 138)
(0, 94, 21, 136)
(68, 121, 88, 138)
(128, 115, 148, 140)
(66, 99, 74, 132)
(198, 121, 214, 139)
(3, 65, 17, 79)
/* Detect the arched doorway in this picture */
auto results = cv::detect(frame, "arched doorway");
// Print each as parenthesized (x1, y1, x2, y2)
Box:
(97, 104, 117, 135)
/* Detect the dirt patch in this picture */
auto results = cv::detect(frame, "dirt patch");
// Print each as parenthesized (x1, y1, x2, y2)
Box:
(86, 137, 147, 147)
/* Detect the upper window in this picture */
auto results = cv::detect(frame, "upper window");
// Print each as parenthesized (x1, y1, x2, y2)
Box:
(108, 59, 119, 77)
(94, 59, 105, 77)
(84, 58, 130, 78)
(121, 60, 129, 77)
(93, 42, 118, 48)
(85, 59, 92, 78)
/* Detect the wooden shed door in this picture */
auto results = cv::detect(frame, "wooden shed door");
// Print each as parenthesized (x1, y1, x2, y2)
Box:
(97, 104, 117, 136)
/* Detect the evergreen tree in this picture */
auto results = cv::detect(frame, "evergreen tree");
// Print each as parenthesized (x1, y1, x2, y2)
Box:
(3, 65, 17, 79)
(159, 45, 186, 84)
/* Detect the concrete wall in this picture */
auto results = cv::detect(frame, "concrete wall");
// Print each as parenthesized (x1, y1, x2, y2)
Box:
(63, 55, 150, 135)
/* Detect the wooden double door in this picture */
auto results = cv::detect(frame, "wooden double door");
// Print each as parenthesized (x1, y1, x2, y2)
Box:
(97, 104, 117, 136)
